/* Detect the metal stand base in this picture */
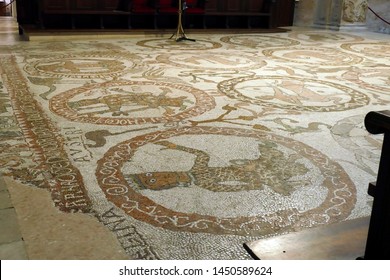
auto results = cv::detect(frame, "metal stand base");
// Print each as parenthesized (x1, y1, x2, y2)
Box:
(170, 1, 195, 42)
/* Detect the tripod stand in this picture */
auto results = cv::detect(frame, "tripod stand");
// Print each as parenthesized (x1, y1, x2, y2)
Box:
(170, 1, 195, 42)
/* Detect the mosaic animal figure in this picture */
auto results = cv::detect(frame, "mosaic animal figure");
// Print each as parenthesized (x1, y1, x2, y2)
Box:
(69, 87, 189, 116)
(84, 126, 157, 148)
(269, 80, 344, 105)
(129, 140, 309, 195)
(39, 60, 108, 73)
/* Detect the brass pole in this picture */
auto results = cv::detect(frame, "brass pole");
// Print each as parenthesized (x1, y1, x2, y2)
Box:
(170, 1, 195, 42)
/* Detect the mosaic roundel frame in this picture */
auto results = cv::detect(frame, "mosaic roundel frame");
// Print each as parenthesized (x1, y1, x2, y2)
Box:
(342, 67, 390, 94)
(96, 126, 356, 237)
(263, 46, 364, 66)
(287, 31, 364, 43)
(220, 34, 301, 49)
(136, 39, 223, 50)
(341, 42, 390, 59)
(156, 52, 267, 71)
(218, 75, 369, 112)
(23, 51, 137, 79)
(50, 80, 215, 126)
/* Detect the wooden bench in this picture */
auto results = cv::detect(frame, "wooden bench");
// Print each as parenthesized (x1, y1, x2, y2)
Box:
(40, 8, 273, 30)
(203, 0, 275, 29)
(41, 9, 133, 29)
(204, 12, 272, 28)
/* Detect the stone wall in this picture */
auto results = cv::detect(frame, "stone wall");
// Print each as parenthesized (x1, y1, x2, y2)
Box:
(366, 0, 390, 34)
(293, 0, 316, 27)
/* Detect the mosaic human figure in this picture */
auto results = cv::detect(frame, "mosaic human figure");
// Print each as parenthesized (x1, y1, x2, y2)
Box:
(39, 60, 109, 73)
(69, 87, 189, 116)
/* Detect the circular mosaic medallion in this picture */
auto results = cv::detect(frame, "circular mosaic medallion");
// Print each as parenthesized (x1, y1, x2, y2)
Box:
(156, 52, 266, 71)
(343, 67, 390, 94)
(96, 126, 356, 236)
(50, 80, 215, 126)
(137, 39, 222, 50)
(287, 32, 363, 43)
(220, 35, 300, 49)
(218, 76, 369, 112)
(341, 42, 390, 59)
(263, 46, 363, 66)
(24, 51, 135, 79)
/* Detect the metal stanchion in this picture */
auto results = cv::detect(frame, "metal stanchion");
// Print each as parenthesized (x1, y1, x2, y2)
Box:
(170, 1, 195, 42)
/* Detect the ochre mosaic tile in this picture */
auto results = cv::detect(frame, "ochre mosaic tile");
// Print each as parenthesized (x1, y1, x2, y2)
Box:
(1, 30, 389, 259)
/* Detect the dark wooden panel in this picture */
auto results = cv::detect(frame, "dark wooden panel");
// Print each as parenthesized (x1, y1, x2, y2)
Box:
(99, 0, 118, 10)
(206, 0, 266, 13)
(205, 0, 219, 12)
(72, 0, 99, 10)
(16, 0, 40, 25)
(224, 0, 242, 13)
(43, 0, 118, 11)
(43, 0, 71, 10)
(22, 0, 293, 29)
(246, 0, 265, 13)
(0, 1, 6, 17)
(274, 0, 295, 26)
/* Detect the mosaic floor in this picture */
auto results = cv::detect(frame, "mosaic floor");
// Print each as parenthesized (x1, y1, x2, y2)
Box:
(1, 20, 390, 259)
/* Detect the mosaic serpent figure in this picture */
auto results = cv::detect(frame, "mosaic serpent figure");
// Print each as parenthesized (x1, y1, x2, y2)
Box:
(129, 140, 310, 195)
